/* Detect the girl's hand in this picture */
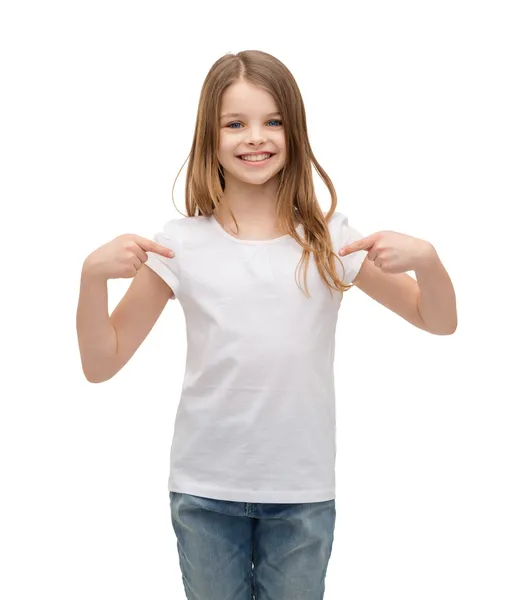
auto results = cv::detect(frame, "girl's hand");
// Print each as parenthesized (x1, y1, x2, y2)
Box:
(338, 231, 433, 274)
(83, 234, 175, 281)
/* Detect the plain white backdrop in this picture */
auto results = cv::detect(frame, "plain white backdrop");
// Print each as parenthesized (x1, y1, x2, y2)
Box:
(1, 0, 505, 598)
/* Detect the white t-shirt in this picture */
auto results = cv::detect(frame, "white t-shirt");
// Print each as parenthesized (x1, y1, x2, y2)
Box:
(145, 212, 367, 503)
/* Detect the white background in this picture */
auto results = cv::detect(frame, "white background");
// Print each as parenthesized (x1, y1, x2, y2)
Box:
(1, 0, 506, 598)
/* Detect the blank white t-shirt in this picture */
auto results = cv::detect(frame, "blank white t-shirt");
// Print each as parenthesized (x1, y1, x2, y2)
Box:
(145, 212, 367, 503)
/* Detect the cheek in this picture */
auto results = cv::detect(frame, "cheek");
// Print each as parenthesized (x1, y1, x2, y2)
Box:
(218, 138, 236, 161)
(218, 134, 238, 154)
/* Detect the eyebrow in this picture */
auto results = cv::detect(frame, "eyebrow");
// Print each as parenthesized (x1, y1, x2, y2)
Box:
(220, 111, 281, 119)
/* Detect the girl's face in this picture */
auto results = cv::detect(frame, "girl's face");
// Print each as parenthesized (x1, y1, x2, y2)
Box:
(217, 80, 286, 186)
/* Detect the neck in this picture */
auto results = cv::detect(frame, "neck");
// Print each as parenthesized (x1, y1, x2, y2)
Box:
(213, 175, 299, 236)
(218, 182, 278, 222)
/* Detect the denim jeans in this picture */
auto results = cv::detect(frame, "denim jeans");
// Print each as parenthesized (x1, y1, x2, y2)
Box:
(170, 491, 336, 600)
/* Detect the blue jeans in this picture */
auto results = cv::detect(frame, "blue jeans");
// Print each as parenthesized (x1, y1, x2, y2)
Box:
(170, 491, 336, 600)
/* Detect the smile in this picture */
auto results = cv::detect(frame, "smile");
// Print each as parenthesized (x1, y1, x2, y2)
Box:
(237, 154, 275, 166)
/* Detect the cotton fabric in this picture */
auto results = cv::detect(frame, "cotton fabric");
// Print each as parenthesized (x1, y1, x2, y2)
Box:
(145, 212, 367, 503)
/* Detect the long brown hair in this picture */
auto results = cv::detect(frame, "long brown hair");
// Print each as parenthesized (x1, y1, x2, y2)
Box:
(171, 49, 354, 297)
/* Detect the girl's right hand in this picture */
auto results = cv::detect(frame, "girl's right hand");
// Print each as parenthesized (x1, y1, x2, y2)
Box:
(82, 234, 174, 281)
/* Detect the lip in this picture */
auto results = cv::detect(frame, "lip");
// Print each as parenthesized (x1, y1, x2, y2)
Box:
(237, 153, 275, 166)
(237, 151, 276, 157)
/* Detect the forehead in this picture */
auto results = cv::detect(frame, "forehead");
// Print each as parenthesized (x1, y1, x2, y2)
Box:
(220, 81, 279, 117)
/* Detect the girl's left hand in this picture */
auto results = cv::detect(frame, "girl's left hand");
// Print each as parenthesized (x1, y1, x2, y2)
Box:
(338, 231, 434, 274)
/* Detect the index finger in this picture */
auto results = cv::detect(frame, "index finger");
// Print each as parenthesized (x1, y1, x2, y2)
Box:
(339, 235, 373, 256)
(137, 236, 175, 258)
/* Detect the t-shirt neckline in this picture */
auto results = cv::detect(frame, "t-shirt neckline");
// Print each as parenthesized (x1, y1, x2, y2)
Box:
(210, 215, 303, 245)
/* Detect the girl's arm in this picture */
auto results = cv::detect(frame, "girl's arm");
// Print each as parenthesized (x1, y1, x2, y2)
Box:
(76, 261, 174, 383)
(76, 263, 118, 383)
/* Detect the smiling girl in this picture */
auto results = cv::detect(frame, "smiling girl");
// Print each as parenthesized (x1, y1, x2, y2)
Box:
(77, 49, 457, 600)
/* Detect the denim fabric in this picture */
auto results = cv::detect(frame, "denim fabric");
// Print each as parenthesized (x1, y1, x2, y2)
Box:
(170, 491, 336, 600)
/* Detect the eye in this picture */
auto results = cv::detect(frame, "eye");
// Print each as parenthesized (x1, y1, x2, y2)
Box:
(225, 119, 283, 129)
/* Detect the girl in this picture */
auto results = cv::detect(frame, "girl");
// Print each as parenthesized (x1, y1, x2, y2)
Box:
(78, 49, 457, 600)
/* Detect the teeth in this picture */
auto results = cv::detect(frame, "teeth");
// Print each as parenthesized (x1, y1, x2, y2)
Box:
(240, 153, 272, 162)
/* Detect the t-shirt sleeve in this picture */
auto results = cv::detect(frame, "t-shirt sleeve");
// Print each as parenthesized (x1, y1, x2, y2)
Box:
(330, 211, 368, 285)
(144, 220, 181, 299)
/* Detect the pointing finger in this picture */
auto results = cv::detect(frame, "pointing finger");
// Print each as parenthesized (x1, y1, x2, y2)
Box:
(339, 236, 373, 256)
(137, 237, 175, 258)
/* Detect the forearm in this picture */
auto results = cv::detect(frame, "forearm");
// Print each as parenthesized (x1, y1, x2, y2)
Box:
(415, 245, 458, 335)
(76, 262, 119, 382)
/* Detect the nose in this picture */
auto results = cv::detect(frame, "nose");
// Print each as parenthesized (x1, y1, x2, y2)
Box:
(245, 123, 267, 146)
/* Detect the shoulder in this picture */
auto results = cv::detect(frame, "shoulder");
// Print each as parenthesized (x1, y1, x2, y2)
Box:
(158, 215, 211, 244)
(326, 210, 366, 257)
(327, 210, 351, 230)
(326, 210, 360, 242)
